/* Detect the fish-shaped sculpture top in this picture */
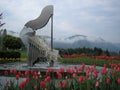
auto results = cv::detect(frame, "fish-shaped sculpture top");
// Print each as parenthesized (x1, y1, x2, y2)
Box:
(25, 5, 53, 30)
(20, 5, 53, 46)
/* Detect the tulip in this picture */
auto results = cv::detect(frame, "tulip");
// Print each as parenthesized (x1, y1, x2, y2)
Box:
(34, 85, 38, 89)
(44, 76, 51, 82)
(18, 71, 22, 76)
(13, 70, 17, 75)
(66, 68, 71, 73)
(25, 71, 30, 76)
(26, 77, 30, 83)
(106, 78, 110, 84)
(4, 70, 8, 76)
(10, 70, 13, 73)
(101, 68, 107, 75)
(117, 78, 120, 84)
(72, 73, 76, 78)
(6, 80, 9, 86)
(62, 81, 67, 88)
(60, 67, 64, 72)
(40, 81, 46, 88)
(58, 73, 62, 79)
(78, 76, 84, 83)
(20, 81, 26, 89)
(93, 72, 98, 78)
(74, 65, 78, 70)
(95, 81, 99, 87)
(16, 74, 19, 80)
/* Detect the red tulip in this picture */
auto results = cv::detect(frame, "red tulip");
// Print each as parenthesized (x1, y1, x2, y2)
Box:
(69, 69, 74, 73)
(33, 75, 38, 79)
(62, 81, 67, 88)
(79, 67, 84, 71)
(4, 70, 8, 76)
(26, 77, 30, 83)
(16, 74, 19, 80)
(13, 70, 17, 75)
(58, 73, 62, 79)
(78, 76, 84, 83)
(66, 68, 71, 73)
(46, 70, 50, 76)
(18, 71, 22, 76)
(20, 81, 26, 89)
(21, 73, 24, 77)
(117, 78, 120, 84)
(40, 81, 46, 88)
(60, 67, 64, 72)
(33, 71, 37, 76)
(25, 71, 30, 76)
(74, 65, 78, 70)
(45, 76, 51, 82)
(72, 73, 76, 78)
(93, 72, 98, 78)
(106, 78, 110, 84)
(6, 80, 9, 86)
(101, 68, 107, 75)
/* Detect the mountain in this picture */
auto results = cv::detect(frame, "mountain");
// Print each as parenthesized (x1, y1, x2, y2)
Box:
(53, 35, 120, 52)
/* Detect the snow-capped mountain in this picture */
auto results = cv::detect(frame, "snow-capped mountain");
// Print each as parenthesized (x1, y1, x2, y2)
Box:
(53, 35, 120, 52)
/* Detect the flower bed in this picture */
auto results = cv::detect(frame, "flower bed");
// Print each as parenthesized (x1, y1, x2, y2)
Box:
(2, 63, 120, 90)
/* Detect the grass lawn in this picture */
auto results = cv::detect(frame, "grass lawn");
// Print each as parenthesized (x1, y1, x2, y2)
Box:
(58, 57, 120, 67)
(19, 50, 27, 61)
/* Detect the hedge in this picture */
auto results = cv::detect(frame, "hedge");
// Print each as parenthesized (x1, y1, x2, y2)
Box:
(0, 51, 21, 59)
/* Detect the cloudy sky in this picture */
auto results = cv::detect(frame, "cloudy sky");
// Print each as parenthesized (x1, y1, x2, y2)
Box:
(0, 0, 120, 43)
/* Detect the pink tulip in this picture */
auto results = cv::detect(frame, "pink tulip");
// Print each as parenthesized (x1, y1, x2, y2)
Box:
(95, 81, 99, 86)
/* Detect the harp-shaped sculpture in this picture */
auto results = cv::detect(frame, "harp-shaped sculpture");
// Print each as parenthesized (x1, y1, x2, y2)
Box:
(20, 5, 58, 66)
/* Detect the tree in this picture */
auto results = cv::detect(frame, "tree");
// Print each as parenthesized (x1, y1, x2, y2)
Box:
(0, 13, 5, 28)
(3, 35, 23, 50)
(0, 13, 5, 50)
(0, 29, 7, 50)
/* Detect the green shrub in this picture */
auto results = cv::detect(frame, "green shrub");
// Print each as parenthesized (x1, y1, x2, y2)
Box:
(0, 51, 21, 59)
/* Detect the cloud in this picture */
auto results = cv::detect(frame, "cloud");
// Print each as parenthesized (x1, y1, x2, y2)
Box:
(0, 0, 120, 43)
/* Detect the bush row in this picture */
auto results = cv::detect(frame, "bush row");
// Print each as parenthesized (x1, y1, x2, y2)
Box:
(0, 51, 21, 59)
